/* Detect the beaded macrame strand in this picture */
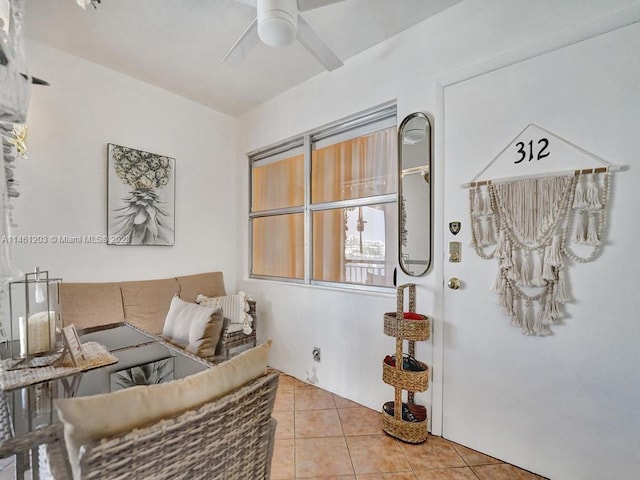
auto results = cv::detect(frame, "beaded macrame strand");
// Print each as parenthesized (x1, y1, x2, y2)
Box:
(469, 172, 609, 335)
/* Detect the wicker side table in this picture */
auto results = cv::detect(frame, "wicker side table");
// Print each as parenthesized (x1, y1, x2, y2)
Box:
(382, 283, 431, 443)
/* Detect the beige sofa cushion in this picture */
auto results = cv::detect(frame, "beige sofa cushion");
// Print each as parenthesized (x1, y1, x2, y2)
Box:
(120, 278, 180, 334)
(176, 272, 226, 303)
(60, 283, 125, 330)
(55, 340, 272, 480)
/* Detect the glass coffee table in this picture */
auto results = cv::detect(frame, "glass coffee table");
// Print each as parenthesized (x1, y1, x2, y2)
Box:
(0, 323, 211, 479)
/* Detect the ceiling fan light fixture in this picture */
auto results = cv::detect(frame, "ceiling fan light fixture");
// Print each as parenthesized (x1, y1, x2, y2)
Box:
(257, 0, 298, 48)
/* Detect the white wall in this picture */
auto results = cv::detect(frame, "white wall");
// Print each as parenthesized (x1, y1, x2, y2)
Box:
(9, 41, 238, 284)
(235, 0, 640, 461)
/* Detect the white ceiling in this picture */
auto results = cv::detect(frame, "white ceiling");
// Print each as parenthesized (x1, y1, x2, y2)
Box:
(24, 0, 461, 117)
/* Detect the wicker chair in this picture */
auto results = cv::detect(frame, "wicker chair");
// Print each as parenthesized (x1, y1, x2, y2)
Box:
(41, 371, 279, 479)
(217, 299, 258, 360)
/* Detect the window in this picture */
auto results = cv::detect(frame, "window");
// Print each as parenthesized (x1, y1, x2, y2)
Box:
(249, 103, 397, 289)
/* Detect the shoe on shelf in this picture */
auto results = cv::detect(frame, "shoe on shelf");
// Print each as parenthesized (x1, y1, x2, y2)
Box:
(382, 401, 420, 423)
(383, 354, 426, 372)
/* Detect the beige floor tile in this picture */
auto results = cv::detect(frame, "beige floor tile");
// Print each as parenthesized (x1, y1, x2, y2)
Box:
(450, 442, 501, 466)
(277, 373, 298, 392)
(271, 438, 295, 480)
(346, 434, 411, 475)
(339, 406, 383, 436)
(334, 393, 362, 409)
(415, 467, 479, 480)
(399, 436, 466, 471)
(296, 408, 344, 438)
(295, 437, 355, 478)
(274, 388, 295, 411)
(357, 472, 418, 479)
(273, 409, 295, 439)
(472, 463, 539, 480)
(295, 387, 337, 410)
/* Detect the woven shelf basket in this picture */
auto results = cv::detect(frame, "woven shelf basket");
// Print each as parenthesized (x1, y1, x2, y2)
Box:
(381, 406, 428, 444)
(382, 359, 429, 392)
(383, 312, 430, 341)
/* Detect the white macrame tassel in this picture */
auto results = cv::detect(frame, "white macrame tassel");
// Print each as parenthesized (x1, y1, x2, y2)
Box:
(542, 246, 555, 281)
(508, 249, 520, 282)
(547, 235, 562, 267)
(504, 285, 515, 316)
(574, 211, 587, 244)
(556, 268, 571, 304)
(549, 286, 563, 319)
(519, 252, 531, 287)
(587, 213, 600, 245)
(495, 229, 506, 258)
(521, 300, 534, 335)
(473, 187, 483, 215)
(573, 176, 586, 209)
(535, 296, 553, 336)
(481, 217, 495, 245)
(531, 251, 545, 287)
(493, 269, 505, 294)
(586, 175, 602, 210)
(482, 192, 493, 215)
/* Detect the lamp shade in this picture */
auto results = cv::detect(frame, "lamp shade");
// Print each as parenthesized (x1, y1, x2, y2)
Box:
(257, 0, 298, 48)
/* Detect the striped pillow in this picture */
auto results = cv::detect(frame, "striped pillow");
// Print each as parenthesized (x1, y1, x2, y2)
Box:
(197, 292, 253, 334)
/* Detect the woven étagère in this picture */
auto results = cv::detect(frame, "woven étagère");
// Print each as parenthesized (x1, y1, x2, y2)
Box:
(382, 408, 428, 444)
(382, 360, 429, 392)
(383, 313, 430, 341)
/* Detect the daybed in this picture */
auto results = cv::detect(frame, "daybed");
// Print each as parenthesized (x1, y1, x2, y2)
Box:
(59, 271, 256, 360)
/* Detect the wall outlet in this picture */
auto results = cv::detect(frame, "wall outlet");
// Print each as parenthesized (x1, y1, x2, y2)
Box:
(312, 347, 321, 362)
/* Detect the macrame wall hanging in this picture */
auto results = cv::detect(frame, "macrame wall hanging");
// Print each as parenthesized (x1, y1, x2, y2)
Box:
(464, 124, 623, 336)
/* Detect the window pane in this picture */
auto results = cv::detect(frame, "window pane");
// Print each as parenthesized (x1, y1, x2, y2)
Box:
(312, 203, 396, 286)
(252, 153, 304, 212)
(311, 127, 396, 204)
(252, 214, 304, 279)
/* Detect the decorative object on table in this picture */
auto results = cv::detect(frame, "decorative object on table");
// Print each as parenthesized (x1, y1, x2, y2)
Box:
(464, 124, 624, 336)
(61, 325, 85, 366)
(0, 0, 30, 124)
(0, 341, 117, 390)
(382, 283, 430, 443)
(107, 143, 175, 246)
(110, 357, 174, 392)
(8, 268, 62, 367)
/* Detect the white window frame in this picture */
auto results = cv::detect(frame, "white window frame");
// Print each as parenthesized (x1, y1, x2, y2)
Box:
(249, 101, 397, 292)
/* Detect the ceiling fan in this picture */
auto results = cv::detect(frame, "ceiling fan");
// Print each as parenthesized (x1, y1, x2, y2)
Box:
(223, 0, 345, 71)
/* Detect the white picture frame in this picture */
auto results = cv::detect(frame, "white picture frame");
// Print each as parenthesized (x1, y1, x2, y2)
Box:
(62, 325, 85, 366)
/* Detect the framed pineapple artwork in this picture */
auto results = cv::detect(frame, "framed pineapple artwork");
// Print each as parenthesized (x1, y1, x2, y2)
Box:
(107, 144, 175, 245)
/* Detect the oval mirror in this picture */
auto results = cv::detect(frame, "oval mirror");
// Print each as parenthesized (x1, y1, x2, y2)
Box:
(398, 112, 431, 276)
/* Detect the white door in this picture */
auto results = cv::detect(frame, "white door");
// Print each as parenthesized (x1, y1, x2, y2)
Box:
(441, 22, 640, 480)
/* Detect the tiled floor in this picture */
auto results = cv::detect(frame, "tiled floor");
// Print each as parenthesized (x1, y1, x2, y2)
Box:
(271, 372, 548, 480)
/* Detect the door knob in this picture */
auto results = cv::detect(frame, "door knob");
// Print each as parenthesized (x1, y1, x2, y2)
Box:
(447, 277, 462, 290)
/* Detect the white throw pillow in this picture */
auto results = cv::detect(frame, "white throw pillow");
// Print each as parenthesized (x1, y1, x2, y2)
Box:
(55, 340, 272, 480)
(197, 292, 253, 334)
(161, 296, 222, 357)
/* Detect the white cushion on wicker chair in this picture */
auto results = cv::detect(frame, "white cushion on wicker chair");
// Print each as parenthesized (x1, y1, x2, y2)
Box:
(54, 340, 272, 480)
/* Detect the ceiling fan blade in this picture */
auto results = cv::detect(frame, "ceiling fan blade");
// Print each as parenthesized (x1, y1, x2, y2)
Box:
(297, 0, 344, 12)
(296, 15, 343, 71)
(222, 18, 260, 65)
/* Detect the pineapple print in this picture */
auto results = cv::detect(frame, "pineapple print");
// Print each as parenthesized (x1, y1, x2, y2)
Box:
(110, 145, 174, 245)
(114, 359, 173, 389)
